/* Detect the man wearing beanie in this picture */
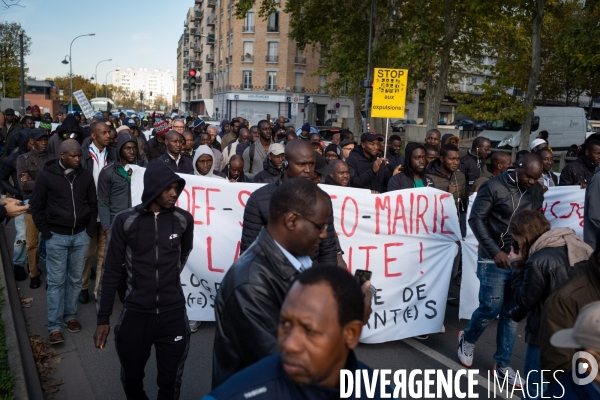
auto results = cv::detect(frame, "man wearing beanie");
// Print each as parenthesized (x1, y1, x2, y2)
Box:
(17, 128, 57, 289)
(299, 122, 311, 140)
(94, 161, 194, 399)
(147, 119, 169, 161)
(30, 140, 97, 345)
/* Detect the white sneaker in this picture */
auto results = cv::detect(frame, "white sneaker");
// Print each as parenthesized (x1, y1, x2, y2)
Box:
(189, 320, 201, 333)
(457, 330, 475, 367)
(492, 365, 524, 389)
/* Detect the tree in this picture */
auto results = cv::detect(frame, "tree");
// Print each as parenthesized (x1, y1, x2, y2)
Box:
(51, 75, 97, 106)
(0, 22, 31, 98)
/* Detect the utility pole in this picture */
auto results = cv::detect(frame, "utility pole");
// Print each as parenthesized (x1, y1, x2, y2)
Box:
(362, 0, 374, 133)
(19, 30, 25, 115)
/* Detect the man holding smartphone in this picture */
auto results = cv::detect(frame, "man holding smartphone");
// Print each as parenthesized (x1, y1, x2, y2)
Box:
(16, 128, 56, 289)
(458, 153, 544, 387)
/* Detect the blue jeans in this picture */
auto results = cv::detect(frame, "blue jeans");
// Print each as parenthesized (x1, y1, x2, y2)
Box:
(522, 344, 548, 399)
(12, 214, 27, 266)
(46, 230, 91, 334)
(464, 256, 518, 369)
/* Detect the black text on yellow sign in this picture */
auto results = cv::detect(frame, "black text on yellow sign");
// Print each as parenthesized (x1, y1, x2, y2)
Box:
(371, 68, 409, 119)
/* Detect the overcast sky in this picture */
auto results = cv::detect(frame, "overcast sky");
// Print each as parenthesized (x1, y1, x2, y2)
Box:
(2, 0, 190, 83)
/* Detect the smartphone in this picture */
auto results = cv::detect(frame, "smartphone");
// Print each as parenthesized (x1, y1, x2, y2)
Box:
(354, 269, 372, 286)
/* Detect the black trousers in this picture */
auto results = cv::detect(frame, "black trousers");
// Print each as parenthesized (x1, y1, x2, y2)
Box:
(114, 308, 190, 400)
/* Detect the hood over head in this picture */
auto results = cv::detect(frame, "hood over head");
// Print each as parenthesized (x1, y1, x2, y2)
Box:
(403, 142, 425, 177)
(116, 132, 138, 160)
(57, 114, 81, 135)
(18, 128, 33, 154)
(192, 145, 219, 178)
(139, 160, 186, 211)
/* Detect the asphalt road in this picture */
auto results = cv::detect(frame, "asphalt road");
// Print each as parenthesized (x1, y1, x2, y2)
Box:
(4, 220, 527, 399)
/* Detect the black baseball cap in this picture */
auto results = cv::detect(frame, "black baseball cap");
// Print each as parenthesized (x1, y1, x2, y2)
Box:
(30, 128, 49, 141)
(314, 153, 334, 176)
(4, 108, 15, 116)
(361, 132, 383, 142)
(339, 139, 356, 148)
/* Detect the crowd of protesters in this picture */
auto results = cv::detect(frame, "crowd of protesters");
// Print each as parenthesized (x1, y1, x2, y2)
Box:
(1, 106, 600, 399)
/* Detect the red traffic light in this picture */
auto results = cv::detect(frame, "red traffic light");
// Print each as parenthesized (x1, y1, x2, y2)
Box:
(189, 69, 197, 77)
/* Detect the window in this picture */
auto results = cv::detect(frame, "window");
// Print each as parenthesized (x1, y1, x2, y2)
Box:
(243, 71, 252, 89)
(319, 75, 327, 93)
(267, 12, 279, 32)
(244, 12, 254, 32)
(295, 46, 306, 64)
(294, 73, 303, 92)
(243, 42, 253, 62)
(266, 42, 278, 62)
(266, 72, 277, 90)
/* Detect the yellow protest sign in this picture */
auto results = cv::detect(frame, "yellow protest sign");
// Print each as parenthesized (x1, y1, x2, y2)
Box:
(371, 68, 408, 118)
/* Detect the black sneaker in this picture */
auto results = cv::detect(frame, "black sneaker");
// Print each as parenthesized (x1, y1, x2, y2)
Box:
(29, 276, 41, 289)
(14, 265, 27, 281)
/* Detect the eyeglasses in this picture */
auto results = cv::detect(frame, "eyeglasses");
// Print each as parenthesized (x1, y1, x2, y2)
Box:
(290, 212, 328, 232)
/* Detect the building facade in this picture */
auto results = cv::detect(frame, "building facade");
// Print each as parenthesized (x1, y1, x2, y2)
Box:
(177, 0, 353, 126)
(112, 68, 175, 110)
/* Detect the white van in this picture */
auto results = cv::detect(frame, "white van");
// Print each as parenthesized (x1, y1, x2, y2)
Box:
(478, 107, 588, 152)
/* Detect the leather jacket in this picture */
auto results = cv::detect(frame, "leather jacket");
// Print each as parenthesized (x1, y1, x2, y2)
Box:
(510, 246, 586, 345)
(213, 228, 314, 388)
(469, 170, 544, 258)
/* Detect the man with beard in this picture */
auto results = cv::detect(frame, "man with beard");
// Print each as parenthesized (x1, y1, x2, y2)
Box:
(253, 143, 285, 183)
(242, 120, 272, 179)
(559, 140, 600, 188)
(324, 160, 350, 187)
(387, 142, 434, 190)
(158, 130, 194, 174)
(458, 153, 544, 388)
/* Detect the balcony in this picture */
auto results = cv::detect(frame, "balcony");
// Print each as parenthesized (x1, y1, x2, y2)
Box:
(190, 27, 197, 35)
(207, 35, 215, 44)
(206, 16, 215, 26)
(206, 54, 215, 63)
(195, 10, 203, 20)
(267, 25, 279, 33)
(205, 73, 214, 82)
(265, 85, 277, 91)
(318, 87, 327, 94)
(294, 57, 306, 65)
(194, 45, 202, 53)
(207, 0, 216, 7)
(242, 25, 254, 33)
(242, 84, 253, 90)
(241, 54, 254, 63)
(266, 55, 278, 63)
(195, 0, 202, 4)
(294, 86, 304, 92)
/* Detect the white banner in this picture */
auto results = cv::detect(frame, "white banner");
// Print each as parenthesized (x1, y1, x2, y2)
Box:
(129, 170, 461, 343)
(459, 186, 586, 320)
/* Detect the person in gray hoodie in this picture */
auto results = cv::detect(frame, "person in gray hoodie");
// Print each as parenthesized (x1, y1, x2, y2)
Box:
(192, 145, 226, 179)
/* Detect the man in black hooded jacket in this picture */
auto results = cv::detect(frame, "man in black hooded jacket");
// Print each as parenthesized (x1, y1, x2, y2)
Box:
(94, 160, 194, 400)
(346, 132, 390, 193)
(47, 114, 81, 158)
(387, 142, 434, 191)
(558, 140, 600, 187)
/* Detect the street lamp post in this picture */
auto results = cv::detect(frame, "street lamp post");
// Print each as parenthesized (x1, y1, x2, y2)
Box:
(105, 66, 119, 98)
(94, 58, 112, 99)
(62, 33, 95, 112)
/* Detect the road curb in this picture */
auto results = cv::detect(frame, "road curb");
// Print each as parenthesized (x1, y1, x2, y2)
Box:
(0, 227, 28, 399)
(0, 224, 43, 400)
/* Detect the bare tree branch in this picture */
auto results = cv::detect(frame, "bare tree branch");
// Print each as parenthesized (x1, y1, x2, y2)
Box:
(2, 0, 25, 9)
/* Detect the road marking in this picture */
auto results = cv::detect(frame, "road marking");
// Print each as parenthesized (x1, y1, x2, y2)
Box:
(403, 338, 514, 399)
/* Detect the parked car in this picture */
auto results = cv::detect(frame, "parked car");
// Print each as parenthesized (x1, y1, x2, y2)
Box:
(391, 119, 417, 132)
(438, 119, 447, 125)
(270, 117, 294, 127)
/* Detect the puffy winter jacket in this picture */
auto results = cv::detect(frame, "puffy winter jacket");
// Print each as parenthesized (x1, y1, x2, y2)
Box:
(510, 245, 587, 345)
(30, 159, 97, 239)
(239, 179, 338, 264)
(469, 170, 544, 258)
(96, 161, 194, 325)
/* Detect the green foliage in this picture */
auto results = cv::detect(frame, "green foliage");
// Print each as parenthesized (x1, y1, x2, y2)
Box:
(0, 22, 31, 98)
(0, 288, 15, 400)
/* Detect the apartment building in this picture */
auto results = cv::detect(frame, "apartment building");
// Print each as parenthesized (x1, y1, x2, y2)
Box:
(112, 67, 175, 109)
(178, 0, 353, 125)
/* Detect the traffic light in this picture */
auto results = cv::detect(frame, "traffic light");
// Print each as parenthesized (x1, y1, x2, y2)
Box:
(360, 79, 373, 88)
(150, 91, 153, 97)
(304, 95, 312, 108)
(189, 69, 197, 90)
